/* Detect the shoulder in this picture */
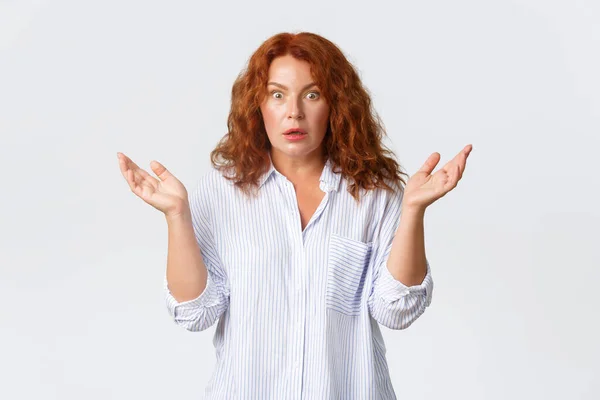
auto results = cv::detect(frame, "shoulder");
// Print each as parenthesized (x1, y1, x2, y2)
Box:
(187, 167, 231, 210)
(191, 166, 235, 193)
(350, 176, 405, 205)
(362, 178, 405, 217)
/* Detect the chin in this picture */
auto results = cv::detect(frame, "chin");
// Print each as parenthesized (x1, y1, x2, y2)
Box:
(276, 145, 322, 158)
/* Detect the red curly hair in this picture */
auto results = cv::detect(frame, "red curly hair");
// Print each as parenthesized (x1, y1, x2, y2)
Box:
(210, 31, 408, 201)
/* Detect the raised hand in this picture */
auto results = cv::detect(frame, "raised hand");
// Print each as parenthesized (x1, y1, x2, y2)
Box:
(117, 152, 190, 218)
(402, 144, 473, 211)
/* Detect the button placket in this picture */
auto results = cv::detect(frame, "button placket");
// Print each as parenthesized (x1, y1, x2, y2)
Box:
(280, 177, 304, 396)
(298, 243, 308, 396)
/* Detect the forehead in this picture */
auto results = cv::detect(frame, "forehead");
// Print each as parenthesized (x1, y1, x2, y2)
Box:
(267, 55, 315, 84)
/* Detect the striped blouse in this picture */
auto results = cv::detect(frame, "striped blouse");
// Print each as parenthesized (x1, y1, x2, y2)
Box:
(165, 156, 433, 399)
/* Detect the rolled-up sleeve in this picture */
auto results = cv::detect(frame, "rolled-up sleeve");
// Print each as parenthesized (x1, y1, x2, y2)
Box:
(367, 184, 434, 330)
(164, 177, 230, 332)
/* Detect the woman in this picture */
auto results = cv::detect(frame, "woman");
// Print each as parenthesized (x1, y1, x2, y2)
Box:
(118, 32, 472, 399)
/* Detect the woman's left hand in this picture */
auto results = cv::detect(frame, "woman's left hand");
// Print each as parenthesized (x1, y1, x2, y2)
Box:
(402, 144, 473, 212)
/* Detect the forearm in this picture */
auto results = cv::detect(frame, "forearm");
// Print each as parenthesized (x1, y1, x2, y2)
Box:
(385, 206, 428, 287)
(165, 211, 208, 302)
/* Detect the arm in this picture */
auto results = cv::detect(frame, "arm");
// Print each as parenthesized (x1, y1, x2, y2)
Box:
(165, 210, 208, 302)
(164, 180, 230, 332)
(367, 188, 433, 330)
(116, 152, 229, 331)
(386, 206, 428, 287)
(369, 144, 472, 329)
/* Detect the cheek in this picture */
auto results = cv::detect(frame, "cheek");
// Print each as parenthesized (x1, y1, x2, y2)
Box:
(316, 105, 330, 128)
(261, 104, 283, 129)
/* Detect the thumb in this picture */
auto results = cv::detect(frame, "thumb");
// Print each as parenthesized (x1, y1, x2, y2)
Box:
(150, 160, 173, 181)
(417, 152, 441, 175)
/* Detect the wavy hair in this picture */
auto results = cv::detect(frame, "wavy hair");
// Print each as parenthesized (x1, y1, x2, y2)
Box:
(210, 31, 408, 201)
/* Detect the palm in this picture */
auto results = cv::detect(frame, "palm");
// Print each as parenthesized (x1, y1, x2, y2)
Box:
(117, 152, 189, 216)
(403, 144, 473, 210)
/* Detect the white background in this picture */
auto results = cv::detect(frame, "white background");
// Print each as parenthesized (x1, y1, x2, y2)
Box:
(1, 0, 598, 399)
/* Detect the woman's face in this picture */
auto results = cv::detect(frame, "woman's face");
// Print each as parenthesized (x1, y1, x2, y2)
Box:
(259, 55, 330, 162)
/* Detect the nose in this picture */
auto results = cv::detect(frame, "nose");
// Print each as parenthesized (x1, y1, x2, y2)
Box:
(287, 98, 304, 120)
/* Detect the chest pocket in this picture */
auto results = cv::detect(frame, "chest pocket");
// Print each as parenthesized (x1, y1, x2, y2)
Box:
(326, 233, 373, 316)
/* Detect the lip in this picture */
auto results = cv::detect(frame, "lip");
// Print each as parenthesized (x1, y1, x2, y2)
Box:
(283, 128, 307, 135)
(284, 133, 307, 141)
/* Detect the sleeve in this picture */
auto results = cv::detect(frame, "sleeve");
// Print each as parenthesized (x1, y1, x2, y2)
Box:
(367, 184, 434, 330)
(164, 176, 230, 332)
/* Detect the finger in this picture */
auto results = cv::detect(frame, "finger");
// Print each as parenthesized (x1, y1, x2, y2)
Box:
(438, 166, 457, 195)
(118, 153, 141, 179)
(150, 160, 175, 182)
(125, 168, 141, 195)
(434, 169, 452, 197)
(446, 145, 471, 178)
(134, 165, 155, 183)
(459, 145, 472, 178)
(119, 153, 159, 189)
(439, 169, 450, 187)
(449, 147, 468, 165)
(119, 153, 136, 189)
(454, 156, 465, 180)
(131, 167, 150, 187)
(117, 152, 130, 178)
(121, 153, 143, 174)
(453, 163, 461, 187)
(126, 169, 155, 201)
(417, 152, 441, 175)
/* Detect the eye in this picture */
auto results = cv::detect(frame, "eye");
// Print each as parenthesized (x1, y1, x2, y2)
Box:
(271, 91, 283, 99)
(306, 91, 320, 100)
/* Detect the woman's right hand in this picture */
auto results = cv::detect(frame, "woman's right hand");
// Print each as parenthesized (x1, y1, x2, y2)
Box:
(117, 152, 190, 218)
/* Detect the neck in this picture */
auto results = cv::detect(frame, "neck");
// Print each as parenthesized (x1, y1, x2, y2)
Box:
(269, 149, 326, 185)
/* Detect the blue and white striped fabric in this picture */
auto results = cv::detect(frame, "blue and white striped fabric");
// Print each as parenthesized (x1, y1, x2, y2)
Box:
(165, 156, 433, 399)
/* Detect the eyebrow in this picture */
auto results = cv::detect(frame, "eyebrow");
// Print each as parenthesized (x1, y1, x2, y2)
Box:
(267, 82, 318, 91)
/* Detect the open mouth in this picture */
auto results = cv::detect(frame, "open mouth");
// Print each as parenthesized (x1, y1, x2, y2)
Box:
(283, 130, 308, 140)
(283, 128, 307, 135)
(284, 131, 307, 135)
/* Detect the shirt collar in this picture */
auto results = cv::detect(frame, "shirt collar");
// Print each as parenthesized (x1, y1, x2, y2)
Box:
(258, 153, 341, 193)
